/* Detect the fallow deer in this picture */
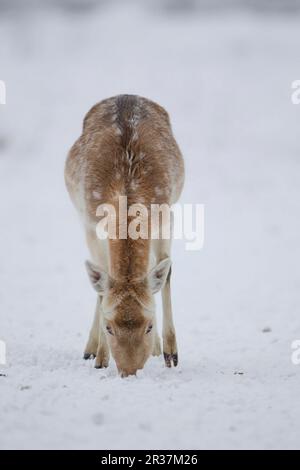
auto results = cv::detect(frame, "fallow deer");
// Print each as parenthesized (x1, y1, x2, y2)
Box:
(65, 95, 184, 377)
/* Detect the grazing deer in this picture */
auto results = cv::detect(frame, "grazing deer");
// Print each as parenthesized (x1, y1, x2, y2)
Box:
(65, 95, 184, 377)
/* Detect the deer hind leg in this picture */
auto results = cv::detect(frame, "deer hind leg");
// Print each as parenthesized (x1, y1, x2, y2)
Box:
(153, 238, 178, 367)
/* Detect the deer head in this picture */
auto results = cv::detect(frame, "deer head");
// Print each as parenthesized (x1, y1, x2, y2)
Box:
(85, 258, 171, 377)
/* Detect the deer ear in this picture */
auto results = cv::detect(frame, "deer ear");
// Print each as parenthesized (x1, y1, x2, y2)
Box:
(148, 258, 171, 294)
(85, 260, 111, 295)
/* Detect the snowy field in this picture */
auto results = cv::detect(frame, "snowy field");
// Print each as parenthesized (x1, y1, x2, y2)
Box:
(1, 0, 300, 450)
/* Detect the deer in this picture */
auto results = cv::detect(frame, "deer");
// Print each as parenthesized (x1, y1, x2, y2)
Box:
(65, 95, 184, 377)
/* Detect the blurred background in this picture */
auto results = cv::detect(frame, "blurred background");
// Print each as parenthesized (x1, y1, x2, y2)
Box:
(1, 0, 300, 450)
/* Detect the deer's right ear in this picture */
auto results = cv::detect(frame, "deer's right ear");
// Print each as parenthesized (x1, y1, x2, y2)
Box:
(85, 260, 111, 295)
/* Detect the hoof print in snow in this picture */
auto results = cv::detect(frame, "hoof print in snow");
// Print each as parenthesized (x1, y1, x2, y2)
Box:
(92, 413, 104, 426)
(262, 327, 272, 333)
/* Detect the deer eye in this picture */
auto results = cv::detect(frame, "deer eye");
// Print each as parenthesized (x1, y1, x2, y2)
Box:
(106, 325, 114, 335)
(146, 324, 153, 334)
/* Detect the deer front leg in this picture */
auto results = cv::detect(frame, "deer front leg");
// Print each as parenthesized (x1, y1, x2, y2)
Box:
(94, 299, 110, 369)
(83, 299, 100, 360)
(162, 267, 178, 367)
(153, 237, 178, 368)
(152, 318, 162, 356)
(84, 297, 110, 368)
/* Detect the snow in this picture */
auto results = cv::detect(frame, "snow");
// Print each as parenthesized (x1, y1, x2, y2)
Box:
(1, 1, 300, 450)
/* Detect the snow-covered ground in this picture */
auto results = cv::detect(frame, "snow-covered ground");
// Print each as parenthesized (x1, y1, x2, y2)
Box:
(1, 1, 300, 450)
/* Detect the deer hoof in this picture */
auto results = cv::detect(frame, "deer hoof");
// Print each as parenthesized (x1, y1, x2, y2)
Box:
(164, 352, 178, 368)
(94, 351, 109, 369)
(83, 352, 95, 360)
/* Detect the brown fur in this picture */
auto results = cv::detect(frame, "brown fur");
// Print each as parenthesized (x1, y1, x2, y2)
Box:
(65, 95, 184, 376)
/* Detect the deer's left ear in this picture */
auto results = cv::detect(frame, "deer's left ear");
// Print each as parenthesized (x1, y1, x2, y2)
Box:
(85, 260, 111, 295)
(148, 258, 171, 294)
